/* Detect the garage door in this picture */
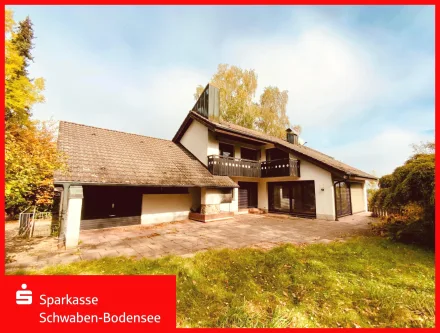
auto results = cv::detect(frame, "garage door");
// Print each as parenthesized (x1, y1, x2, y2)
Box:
(350, 183, 365, 214)
(80, 186, 142, 230)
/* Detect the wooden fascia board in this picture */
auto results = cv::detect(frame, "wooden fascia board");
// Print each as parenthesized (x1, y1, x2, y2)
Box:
(213, 129, 268, 145)
(274, 143, 348, 179)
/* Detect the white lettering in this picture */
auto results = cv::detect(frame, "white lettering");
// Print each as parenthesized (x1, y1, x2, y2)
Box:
(39, 294, 98, 307)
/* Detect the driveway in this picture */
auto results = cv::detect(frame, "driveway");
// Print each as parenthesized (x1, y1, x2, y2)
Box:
(5, 213, 374, 271)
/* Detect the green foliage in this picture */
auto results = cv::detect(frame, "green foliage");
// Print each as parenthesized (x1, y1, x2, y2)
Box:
(195, 64, 300, 139)
(5, 121, 65, 216)
(257, 86, 290, 138)
(11, 237, 434, 328)
(5, 10, 63, 217)
(12, 16, 34, 74)
(5, 10, 44, 127)
(372, 203, 434, 248)
(370, 147, 435, 247)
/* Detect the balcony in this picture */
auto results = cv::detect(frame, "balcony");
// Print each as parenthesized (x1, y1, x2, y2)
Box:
(207, 155, 300, 178)
(261, 158, 300, 178)
(208, 155, 261, 177)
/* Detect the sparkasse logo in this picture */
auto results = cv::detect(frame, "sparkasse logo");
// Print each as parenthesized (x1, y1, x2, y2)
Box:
(16, 284, 32, 305)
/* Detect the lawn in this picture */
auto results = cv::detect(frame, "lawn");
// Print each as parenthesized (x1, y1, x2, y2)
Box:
(10, 237, 434, 328)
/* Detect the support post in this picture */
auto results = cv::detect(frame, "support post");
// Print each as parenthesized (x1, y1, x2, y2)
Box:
(64, 185, 83, 248)
(363, 181, 368, 212)
(57, 183, 70, 248)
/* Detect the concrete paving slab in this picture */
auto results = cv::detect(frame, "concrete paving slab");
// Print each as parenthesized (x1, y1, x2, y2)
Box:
(5, 213, 374, 271)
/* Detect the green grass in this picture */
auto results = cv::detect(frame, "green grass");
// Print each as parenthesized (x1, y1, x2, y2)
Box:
(10, 237, 434, 328)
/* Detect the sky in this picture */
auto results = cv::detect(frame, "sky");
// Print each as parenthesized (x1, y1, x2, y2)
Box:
(10, 5, 435, 177)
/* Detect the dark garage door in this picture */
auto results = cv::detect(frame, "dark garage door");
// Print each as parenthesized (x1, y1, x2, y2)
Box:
(80, 186, 143, 230)
(80, 186, 190, 230)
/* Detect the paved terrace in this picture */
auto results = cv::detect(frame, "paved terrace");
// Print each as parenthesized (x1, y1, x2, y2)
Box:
(5, 213, 374, 271)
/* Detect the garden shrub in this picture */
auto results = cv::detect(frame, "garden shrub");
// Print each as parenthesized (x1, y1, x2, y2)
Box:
(370, 151, 435, 248)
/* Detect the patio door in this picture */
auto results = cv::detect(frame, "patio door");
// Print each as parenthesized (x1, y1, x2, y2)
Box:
(334, 181, 352, 218)
(268, 181, 316, 218)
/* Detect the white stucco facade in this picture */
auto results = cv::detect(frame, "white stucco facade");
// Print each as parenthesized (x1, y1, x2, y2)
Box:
(256, 159, 335, 220)
(350, 182, 366, 214)
(141, 193, 192, 225)
(65, 197, 83, 248)
(180, 120, 209, 165)
(208, 131, 220, 157)
(177, 117, 373, 222)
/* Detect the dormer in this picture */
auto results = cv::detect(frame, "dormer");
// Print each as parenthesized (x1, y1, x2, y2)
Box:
(191, 84, 220, 121)
(286, 128, 298, 145)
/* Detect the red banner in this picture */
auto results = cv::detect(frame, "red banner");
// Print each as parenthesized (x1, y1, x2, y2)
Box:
(3, 275, 176, 332)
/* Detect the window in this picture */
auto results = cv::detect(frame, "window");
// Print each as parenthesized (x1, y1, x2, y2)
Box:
(219, 142, 235, 157)
(269, 181, 316, 217)
(266, 148, 289, 161)
(241, 147, 259, 161)
(219, 188, 233, 203)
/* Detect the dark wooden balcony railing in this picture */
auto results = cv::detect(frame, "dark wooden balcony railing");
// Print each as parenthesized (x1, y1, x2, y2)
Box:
(208, 155, 261, 177)
(207, 155, 300, 178)
(261, 158, 300, 178)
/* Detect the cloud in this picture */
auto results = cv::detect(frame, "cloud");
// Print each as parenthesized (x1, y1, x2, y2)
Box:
(325, 126, 433, 176)
(21, 5, 433, 177)
(29, 33, 208, 139)
(220, 8, 433, 133)
(216, 7, 434, 174)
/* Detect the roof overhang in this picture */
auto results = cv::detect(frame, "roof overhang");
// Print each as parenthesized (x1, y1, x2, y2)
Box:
(173, 111, 377, 181)
(213, 129, 268, 145)
(54, 181, 239, 188)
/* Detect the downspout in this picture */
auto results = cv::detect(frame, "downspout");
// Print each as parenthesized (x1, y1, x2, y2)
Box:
(346, 173, 353, 216)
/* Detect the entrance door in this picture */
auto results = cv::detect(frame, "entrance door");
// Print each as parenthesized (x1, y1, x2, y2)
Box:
(334, 181, 352, 218)
(268, 181, 316, 218)
(238, 182, 258, 209)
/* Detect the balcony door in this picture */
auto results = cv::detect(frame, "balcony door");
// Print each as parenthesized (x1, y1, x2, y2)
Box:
(268, 181, 316, 218)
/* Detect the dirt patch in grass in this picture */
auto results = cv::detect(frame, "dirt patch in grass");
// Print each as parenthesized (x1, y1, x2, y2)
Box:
(9, 236, 434, 328)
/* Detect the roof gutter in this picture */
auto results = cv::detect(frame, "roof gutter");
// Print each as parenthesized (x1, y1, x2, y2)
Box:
(54, 181, 238, 188)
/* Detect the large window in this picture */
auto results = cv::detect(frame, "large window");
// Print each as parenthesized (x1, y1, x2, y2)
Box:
(241, 147, 259, 161)
(335, 181, 352, 217)
(266, 148, 289, 161)
(269, 181, 316, 217)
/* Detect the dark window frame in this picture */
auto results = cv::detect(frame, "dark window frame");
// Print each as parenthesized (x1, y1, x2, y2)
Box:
(219, 142, 235, 157)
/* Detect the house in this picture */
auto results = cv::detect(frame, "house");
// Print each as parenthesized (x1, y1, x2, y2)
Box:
(54, 84, 376, 248)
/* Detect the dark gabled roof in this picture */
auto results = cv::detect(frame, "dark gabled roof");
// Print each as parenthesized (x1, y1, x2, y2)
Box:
(55, 121, 238, 188)
(174, 111, 377, 180)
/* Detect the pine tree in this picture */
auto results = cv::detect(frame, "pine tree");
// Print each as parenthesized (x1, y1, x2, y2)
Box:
(12, 16, 34, 74)
(5, 13, 43, 126)
(5, 10, 62, 217)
